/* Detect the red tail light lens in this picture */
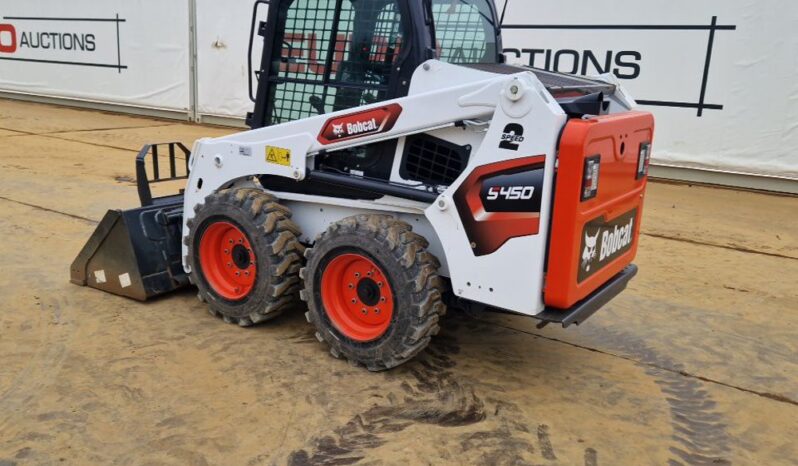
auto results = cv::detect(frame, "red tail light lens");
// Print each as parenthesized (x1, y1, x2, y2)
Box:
(581, 155, 600, 201)
(637, 142, 651, 179)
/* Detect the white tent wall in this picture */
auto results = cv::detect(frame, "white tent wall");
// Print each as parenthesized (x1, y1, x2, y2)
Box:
(195, 0, 264, 124)
(1, 1, 796, 191)
(0, 0, 191, 113)
(496, 0, 798, 184)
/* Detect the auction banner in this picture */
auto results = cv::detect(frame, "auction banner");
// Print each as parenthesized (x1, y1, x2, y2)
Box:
(497, 0, 798, 179)
(0, 0, 190, 111)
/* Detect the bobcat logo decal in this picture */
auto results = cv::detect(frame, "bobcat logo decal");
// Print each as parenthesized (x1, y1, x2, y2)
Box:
(581, 229, 600, 271)
(577, 209, 638, 283)
(332, 123, 345, 137)
(318, 104, 402, 145)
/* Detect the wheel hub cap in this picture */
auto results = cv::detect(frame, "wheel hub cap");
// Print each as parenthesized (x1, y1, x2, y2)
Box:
(198, 221, 256, 301)
(320, 253, 394, 342)
(356, 278, 381, 306)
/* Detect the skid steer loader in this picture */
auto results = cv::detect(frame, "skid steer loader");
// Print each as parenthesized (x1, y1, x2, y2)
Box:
(71, 0, 654, 370)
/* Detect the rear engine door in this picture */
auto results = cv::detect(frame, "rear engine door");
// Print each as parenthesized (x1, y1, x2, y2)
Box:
(545, 112, 655, 309)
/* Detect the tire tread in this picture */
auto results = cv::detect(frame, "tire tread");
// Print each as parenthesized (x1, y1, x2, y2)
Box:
(301, 214, 445, 371)
(188, 188, 304, 326)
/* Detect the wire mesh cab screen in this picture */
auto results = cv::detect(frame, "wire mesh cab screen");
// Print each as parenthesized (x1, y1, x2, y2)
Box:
(269, 0, 405, 125)
(400, 134, 471, 186)
(430, 0, 497, 64)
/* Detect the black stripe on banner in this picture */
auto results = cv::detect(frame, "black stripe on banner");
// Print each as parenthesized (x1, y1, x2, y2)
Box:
(2, 16, 126, 22)
(0, 57, 128, 70)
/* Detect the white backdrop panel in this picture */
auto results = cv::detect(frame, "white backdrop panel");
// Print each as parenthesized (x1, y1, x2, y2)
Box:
(498, 0, 798, 179)
(0, 0, 190, 111)
(195, 0, 265, 119)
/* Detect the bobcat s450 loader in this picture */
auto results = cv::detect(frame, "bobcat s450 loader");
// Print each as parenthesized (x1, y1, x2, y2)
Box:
(71, 0, 654, 370)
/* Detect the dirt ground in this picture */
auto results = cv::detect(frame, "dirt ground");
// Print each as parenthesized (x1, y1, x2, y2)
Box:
(0, 98, 796, 466)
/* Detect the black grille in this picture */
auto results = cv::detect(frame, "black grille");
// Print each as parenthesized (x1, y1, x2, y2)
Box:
(400, 134, 471, 186)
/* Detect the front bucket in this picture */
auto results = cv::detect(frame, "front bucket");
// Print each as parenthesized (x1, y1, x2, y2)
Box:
(70, 199, 188, 301)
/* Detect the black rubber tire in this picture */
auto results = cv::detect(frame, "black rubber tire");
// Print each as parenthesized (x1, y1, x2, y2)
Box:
(300, 214, 446, 371)
(186, 188, 304, 326)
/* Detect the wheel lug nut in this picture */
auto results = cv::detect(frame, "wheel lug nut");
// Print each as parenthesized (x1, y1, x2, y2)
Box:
(354, 272, 360, 278)
(380, 297, 386, 302)
(224, 249, 229, 254)
(367, 271, 373, 277)
(374, 309, 380, 314)
(235, 271, 240, 276)
(227, 262, 232, 267)
(361, 308, 367, 315)
(377, 282, 383, 287)
(348, 283, 354, 289)
(245, 271, 250, 276)
(351, 298, 357, 304)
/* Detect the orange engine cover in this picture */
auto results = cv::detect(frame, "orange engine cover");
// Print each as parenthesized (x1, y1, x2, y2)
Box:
(545, 111, 655, 309)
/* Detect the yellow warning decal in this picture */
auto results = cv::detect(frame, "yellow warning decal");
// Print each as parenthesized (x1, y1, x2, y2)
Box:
(265, 146, 291, 166)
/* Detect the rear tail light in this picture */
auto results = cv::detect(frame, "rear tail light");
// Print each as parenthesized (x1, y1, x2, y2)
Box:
(637, 142, 651, 179)
(581, 155, 600, 201)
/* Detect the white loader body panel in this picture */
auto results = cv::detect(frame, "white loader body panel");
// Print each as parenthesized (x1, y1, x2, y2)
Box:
(184, 61, 574, 316)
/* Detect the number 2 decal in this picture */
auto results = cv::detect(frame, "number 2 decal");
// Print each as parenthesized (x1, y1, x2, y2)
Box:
(499, 123, 525, 151)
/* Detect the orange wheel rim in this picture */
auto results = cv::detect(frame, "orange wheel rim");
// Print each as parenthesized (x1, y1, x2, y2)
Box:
(198, 221, 256, 300)
(320, 253, 394, 342)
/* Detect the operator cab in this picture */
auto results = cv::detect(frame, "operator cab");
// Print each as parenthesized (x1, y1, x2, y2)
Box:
(246, 0, 502, 129)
